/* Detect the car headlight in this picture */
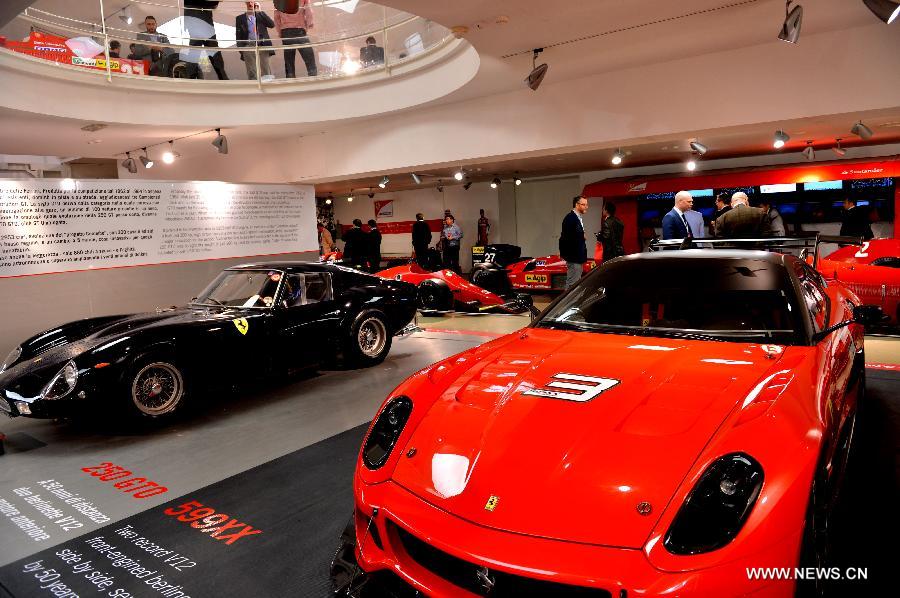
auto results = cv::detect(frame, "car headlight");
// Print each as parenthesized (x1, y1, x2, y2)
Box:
(0, 346, 22, 374)
(363, 396, 413, 470)
(41, 361, 79, 400)
(664, 453, 764, 555)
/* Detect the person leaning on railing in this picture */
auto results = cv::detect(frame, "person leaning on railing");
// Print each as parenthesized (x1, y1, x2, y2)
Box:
(236, 2, 275, 80)
(275, 0, 317, 77)
(132, 15, 172, 77)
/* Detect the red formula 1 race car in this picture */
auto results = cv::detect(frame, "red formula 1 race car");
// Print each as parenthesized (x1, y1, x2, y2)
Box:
(320, 250, 344, 263)
(814, 239, 900, 326)
(505, 255, 597, 291)
(376, 253, 535, 316)
(333, 250, 880, 597)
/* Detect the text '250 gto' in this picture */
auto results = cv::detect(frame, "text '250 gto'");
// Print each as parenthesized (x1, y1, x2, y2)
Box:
(0, 263, 417, 421)
(333, 250, 879, 597)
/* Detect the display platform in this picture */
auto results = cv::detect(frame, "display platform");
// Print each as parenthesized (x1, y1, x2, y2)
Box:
(0, 331, 897, 597)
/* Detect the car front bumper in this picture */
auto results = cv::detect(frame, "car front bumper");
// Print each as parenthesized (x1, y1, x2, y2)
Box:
(343, 479, 799, 598)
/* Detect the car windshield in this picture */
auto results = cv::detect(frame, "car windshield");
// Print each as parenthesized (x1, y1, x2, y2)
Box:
(535, 256, 801, 344)
(192, 269, 283, 309)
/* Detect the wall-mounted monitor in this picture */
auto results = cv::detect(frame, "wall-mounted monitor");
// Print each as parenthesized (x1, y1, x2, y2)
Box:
(850, 177, 893, 190)
(716, 186, 756, 197)
(760, 183, 797, 194)
(685, 188, 714, 197)
(645, 192, 675, 200)
(803, 180, 843, 191)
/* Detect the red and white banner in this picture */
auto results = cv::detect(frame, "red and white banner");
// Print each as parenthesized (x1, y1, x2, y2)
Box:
(1, 32, 149, 75)
(341, 219, 442, 235)
(374, 200, 394, 218)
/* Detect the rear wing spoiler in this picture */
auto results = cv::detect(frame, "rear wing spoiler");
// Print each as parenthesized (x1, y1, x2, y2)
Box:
(647, 234, 864, 268)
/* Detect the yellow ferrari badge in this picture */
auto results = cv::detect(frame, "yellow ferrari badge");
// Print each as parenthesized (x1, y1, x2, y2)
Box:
(484, 495, 499, 512)
(233, 318, 249, 335)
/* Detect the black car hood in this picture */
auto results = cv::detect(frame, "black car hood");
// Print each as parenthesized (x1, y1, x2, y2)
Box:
(1, 306, 262, 398)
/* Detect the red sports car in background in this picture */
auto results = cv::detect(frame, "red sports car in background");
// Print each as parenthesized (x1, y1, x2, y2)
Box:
(376, 261, 534, 315)
(334, 250, 878, 597)
(504, 255, 596, 291)
(814, 239, 900, 325)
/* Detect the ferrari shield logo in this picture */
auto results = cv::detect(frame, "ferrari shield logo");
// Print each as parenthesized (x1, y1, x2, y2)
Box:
(484, 495, 499, 511)
(523, 373, 619, 402)
(232, 318, 249, 335)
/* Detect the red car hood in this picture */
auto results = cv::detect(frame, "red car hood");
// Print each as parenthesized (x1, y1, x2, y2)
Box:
(392, 328, 787, 548)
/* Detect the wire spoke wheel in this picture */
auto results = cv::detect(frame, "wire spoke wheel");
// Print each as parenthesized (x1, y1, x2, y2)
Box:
(357, 317, 387, 358)
(131, 362, 184, 416)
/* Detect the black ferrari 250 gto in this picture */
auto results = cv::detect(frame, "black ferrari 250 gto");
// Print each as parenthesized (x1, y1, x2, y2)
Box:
(0, 263, 418, 420)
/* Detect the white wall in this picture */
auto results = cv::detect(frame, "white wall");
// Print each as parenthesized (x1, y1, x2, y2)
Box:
(331, 182, 500, 272)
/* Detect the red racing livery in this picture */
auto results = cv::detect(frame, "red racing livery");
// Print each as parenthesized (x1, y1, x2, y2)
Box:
(505, 255, 597, 291)
(814, 239, 900, 325)
(334, 250, 877, 597)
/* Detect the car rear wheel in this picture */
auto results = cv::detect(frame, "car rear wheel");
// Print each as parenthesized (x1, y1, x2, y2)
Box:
(345, 310, 392, 366)
(128, 359, 186, 418)
(417, 280, 453, 311)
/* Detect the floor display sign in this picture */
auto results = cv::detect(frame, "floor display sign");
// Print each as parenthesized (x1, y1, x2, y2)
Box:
(0, 180, 317, 278)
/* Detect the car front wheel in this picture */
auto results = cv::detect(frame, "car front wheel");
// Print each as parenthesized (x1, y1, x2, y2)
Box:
(128, 359, 187, 418)
(345, 310, 392, 366)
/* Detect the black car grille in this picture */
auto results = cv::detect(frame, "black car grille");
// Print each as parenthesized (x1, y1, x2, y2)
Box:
(551, 273, 567, 290)
(392, 522, 611, 597)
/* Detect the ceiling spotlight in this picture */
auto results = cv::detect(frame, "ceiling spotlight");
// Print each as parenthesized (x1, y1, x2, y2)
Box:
(463, 181, 472, 190)
(453, 169, 464, 181)
(378, 176, 389, 189)
(773, 129, 790, 149)
(611, 149, 625, 165)
(850, 121, 874, 140)
(411, 173, 422, 185)
(490, 177, 501, 189)
(832, 138, 847, 157)
(119, 6, 133, 25)
(525, 48, 548, 91)
(139, 148, 153, 168)
(777, 0, 803, 43)
(368, 189, 375, 198)
(863, 0, 900, 24)
(212, 128, 228, 154)
(161, 141, 178, 164)
(689, 140, 708, 155)
(514, 176, 522, 186)
(802, 141, 815, 161)
(436, 181, 444, 193)
(325, 198, 332, 205)
(121, 152, 137, 174)
(686, 159, 697, 171)
(347, 194, 353, 202)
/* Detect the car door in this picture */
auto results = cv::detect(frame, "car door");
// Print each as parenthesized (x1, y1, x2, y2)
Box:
(273, 272, 342, 366)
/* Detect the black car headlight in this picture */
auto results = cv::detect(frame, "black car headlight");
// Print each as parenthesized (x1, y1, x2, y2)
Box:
(0, 345, 22, 374)
(363, 396, 413, 470)
(664, 453, 764, 555)
(41, 361, 79, 400)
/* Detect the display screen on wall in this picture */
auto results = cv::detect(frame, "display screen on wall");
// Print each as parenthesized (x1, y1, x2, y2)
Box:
(0, 179, 317, 277)
(850, 177, 893, 190)
(802, 180, 843, 191)
(685, 188, 714, 197)
(645, 192, 675, 200)
(716, 186, 756, 198)
(760, 183, 797, 194)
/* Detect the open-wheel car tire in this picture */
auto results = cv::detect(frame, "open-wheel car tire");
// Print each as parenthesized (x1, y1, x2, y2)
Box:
(345, 310, 392, 367)
(126, 356, 188, 419)
(417, 279, 453, 311)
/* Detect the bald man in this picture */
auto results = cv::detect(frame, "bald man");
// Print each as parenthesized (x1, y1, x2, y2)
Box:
(713, 192, 770, 238)
(662, 191, 697, 239)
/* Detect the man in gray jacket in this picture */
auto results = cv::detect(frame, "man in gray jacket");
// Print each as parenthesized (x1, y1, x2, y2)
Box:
(132, 15, 171, 76)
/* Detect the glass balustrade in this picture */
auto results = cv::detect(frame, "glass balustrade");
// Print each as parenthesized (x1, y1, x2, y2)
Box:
(0, 0, 454, 86)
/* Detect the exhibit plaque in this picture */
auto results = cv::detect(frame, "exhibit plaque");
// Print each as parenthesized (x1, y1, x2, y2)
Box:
(0, 180, 317, 277)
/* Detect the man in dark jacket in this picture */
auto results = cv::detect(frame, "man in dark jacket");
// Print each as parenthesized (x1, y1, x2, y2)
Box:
(236, 2, 275, 80)
(599, 201, 625, 262)
(183, 0, 228, 80)
(839, 198, 874, 240)
(560, 196, 588, 289)
(342, 219, 366, 269)
(710, 193, 731, 236)
(366, 219, 382, 272)
(713, 192, 770, 238)
(412, 213, 431, 263)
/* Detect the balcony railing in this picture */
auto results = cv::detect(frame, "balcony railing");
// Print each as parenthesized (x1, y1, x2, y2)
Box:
(0, 0, 455, 87)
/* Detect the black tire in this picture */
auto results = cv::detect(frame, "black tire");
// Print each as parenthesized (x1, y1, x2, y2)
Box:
(345, 310, 392, 366)
(417, 279, 453, 311)
(126, 356, 187, 419)
(471, 268, 511, 295)
(797, 465, 830, 598)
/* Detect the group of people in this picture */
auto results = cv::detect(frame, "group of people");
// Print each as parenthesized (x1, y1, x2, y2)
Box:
(411, 212, 465, 274)
(113, 2, 386, 81)
(559, 196, 625, 289)
(319, 219, 382, 271)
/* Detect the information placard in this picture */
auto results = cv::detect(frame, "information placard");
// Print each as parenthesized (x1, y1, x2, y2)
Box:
(0, 180, 317, 277)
